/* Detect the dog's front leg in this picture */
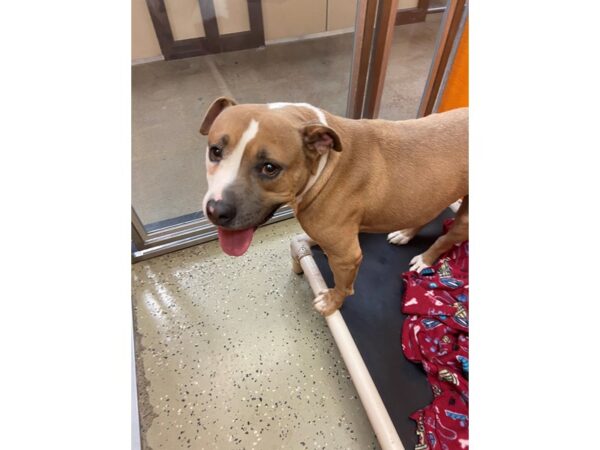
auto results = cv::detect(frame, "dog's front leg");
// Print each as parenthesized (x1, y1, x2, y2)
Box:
(313, 235, 362, 316)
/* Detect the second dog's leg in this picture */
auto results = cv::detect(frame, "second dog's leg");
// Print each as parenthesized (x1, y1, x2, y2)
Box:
(313, 234, 362, 316)
(410, 197, 469, 272)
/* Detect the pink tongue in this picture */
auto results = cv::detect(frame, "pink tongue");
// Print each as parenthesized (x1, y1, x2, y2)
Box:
(217, 227, 256, 256)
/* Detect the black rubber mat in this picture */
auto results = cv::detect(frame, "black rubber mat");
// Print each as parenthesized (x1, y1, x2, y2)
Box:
(311, 209, 455, 449)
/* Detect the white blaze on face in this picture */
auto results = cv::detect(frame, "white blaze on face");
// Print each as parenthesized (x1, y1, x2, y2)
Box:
(203, 119, 259, 214)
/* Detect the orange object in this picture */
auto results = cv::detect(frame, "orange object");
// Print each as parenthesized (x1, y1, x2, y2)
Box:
(438, 19, 468, 112)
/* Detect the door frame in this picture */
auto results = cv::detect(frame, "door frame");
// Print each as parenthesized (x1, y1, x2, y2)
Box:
(348, 0, 451, 119)
(417, 0, 467, 117)
(145, 0, 265, 60)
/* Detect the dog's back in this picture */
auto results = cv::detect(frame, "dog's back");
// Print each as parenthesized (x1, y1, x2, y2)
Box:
(314, 107, 468, 232)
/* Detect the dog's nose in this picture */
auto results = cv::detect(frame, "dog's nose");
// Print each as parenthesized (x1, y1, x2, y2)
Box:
(206, 199, 236, 226)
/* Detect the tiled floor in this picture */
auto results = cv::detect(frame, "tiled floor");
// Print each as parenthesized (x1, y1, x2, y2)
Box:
(132, 218, 380, 450)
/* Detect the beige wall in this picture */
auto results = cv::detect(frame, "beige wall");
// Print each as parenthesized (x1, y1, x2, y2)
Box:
(164, 0, 206, 40)
(326, 0, 419, 34)
(132, 0, 162, 61)
(327, 0, 357, 31)
(214, 0, 251, 34)
(262, 0, 327, 41)
(398, 0, 418, 9)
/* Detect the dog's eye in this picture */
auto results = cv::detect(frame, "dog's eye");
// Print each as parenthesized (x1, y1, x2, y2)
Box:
(208, 145, 223, 162)
(261, 162, 281, 177)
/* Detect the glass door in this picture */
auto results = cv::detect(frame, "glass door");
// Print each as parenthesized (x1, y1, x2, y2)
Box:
(131, 0, 464, 261)
(132, 0, 373, 260)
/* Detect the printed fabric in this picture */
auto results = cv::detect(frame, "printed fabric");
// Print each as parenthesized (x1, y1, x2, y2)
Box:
(401, 220, 469, 450)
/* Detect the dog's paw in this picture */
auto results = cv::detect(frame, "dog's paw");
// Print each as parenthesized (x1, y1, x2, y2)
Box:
(387, 229, 415, 245)
(313, 289, 343, 316)
(409, 254, 432, 273)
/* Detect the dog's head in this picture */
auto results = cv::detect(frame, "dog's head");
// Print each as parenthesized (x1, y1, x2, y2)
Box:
(199, 97, 342, 256)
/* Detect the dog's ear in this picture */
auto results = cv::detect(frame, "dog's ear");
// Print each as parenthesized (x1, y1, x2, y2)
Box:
(199, 96, 238, 135)
(301, 123, 343, 155)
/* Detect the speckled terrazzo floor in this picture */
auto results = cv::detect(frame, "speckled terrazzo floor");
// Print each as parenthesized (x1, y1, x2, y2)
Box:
(132, 218, 380, 450)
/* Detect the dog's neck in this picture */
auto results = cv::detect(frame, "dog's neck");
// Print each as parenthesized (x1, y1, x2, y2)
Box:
(295, 152, 329, 204)
(294, 113, 360, 212)
(294, 145, 343, 213)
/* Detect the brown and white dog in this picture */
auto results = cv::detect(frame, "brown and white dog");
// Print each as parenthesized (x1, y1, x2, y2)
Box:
(200, 98, 468, 315)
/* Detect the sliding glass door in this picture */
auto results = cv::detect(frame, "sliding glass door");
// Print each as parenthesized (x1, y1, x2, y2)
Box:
(132, 0, 368, 260)
(132, 0, 464, 261)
